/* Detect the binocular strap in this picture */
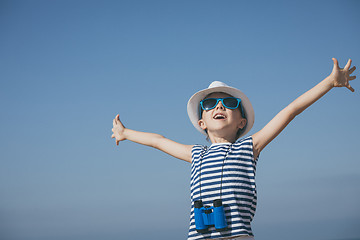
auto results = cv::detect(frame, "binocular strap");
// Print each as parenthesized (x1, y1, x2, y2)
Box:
(198, 144, 232, 200)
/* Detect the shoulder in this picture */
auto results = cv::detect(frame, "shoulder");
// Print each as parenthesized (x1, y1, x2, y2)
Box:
(234, 136, 259, 161)
(191, 144, 207, 157)
(234, 136, 253, 147)
(191, 144, 207, 152)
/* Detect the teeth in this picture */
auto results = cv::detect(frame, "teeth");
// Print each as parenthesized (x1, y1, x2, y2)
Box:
(214, 114, 225, 119)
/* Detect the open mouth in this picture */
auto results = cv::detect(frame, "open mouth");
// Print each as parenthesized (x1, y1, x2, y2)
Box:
(213, 113, 226, 120)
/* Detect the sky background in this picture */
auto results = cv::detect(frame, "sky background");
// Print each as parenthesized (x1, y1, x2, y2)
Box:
(1, 1, 360, 240)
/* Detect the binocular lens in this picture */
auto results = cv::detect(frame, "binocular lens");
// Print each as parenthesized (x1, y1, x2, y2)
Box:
(213, 199, 223, 207)
(194, 200, 203, 208)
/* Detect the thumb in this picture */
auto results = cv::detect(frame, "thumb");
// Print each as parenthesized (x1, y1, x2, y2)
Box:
(332, 58, 339, 70)
(344, 59, 352, 70)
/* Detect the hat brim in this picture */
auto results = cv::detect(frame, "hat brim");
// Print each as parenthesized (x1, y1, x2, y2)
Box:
(187, 85, 254, 138)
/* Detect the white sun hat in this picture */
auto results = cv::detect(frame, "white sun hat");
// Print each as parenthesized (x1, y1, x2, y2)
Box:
(187, 81, 255, 138)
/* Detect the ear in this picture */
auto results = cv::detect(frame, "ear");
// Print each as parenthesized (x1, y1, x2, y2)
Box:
(238, 118, 247, 130)
(198, 119, 207, 130)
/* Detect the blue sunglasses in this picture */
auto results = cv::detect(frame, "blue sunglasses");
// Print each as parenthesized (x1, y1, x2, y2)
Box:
(200, 97, 245, 118)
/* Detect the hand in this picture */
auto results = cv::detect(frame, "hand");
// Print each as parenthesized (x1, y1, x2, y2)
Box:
(331, 58, 356, 92)
(111, 114, 126, 145)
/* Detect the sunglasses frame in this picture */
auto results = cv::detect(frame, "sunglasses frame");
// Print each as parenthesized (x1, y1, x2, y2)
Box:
(199, 97, 245, 118)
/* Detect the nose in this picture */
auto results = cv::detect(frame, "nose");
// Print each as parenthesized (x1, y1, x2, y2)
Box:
(215, 100, 225, 110)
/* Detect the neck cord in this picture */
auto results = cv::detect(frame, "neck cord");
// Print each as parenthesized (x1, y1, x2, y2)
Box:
(198, 144, 232, 200)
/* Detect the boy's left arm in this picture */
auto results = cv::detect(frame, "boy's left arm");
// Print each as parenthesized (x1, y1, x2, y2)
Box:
(252, 58, 356, 159)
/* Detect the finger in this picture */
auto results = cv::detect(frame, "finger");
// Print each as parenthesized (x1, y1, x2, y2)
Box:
(349, 66, 356, 74)
(349, 75, 356, 81)
(114, 114, 119, 124)
(113, 118, 116, 127)
(111, 134, 115, 138)
(116, 114, 125, 128)
(332, 58, 339, 69)
(346, 84, 355, 92)
(344, 59, 352, 70)
(116, 140, 119, 146)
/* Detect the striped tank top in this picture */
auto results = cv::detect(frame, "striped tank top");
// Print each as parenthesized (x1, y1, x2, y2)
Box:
(188, 136, 258, 240)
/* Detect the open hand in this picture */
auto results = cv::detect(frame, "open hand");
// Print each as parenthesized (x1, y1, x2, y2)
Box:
(331, 58, 356, 92)
(111, 114, 126, 145)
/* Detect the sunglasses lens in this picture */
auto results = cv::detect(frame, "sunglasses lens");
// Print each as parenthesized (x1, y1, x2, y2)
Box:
(223, 98, 239, 109)
(202, 98, 217, 110)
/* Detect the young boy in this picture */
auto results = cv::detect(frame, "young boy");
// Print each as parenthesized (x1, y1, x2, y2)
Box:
(111, 58, 356, 240)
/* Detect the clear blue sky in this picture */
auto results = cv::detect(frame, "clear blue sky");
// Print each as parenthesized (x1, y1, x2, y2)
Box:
(1, 1, 359, 240)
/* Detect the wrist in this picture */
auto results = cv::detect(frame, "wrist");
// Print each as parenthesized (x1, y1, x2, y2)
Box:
(324, 75, 335, 89)
(122, 128, 129, 140)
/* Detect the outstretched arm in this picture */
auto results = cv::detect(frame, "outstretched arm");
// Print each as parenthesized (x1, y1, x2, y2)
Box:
(252, 58, 356, 159)
(111, 114, 193, 163)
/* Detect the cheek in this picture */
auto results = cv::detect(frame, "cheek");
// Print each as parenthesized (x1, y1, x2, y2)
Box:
(229, 109, 241, 118)
(229, 110, 244, 124)
(201, 111, 212, 120)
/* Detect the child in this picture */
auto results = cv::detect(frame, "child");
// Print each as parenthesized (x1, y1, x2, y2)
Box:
(111, 58, 356, 240)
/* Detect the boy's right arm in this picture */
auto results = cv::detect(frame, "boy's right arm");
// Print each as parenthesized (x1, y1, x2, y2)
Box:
(111, 114, 193, 163)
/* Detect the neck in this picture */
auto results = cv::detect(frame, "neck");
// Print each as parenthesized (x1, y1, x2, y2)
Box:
(209, 134, 236, 144)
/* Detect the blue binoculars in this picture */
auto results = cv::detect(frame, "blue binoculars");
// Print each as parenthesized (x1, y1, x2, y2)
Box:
(194, 199, 228, 233)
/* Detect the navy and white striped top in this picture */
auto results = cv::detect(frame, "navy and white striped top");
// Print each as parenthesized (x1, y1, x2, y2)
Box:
(188, 136, 258, 240)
